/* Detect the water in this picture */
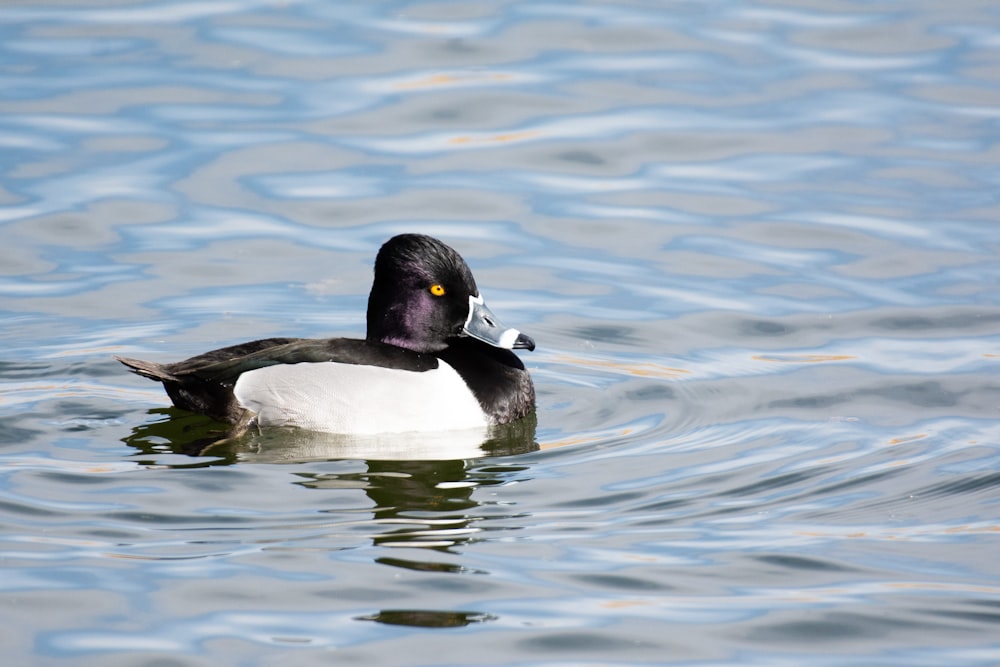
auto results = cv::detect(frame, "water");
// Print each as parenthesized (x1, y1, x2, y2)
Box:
(2, 0, 999, 665)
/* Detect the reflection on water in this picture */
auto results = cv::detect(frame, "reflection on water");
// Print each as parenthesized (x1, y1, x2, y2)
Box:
(295, 456, 529, 551)
(356, 609, 496, 628)
(123, 408, 538, 462)
(3, 0, 1000, 664)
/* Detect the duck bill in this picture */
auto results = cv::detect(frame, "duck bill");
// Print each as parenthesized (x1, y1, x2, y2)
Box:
(463, 294, 535, 351)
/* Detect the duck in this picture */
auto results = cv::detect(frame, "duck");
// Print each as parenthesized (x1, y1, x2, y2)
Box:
(116, 233, 535, 435)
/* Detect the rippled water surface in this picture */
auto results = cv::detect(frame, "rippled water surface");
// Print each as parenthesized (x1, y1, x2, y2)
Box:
(2, 1, 999, 665)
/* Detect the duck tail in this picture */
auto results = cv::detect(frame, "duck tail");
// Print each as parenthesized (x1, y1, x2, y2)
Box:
(114, 356, 177, 383)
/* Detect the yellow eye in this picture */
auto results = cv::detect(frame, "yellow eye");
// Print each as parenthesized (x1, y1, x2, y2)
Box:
(429, 284, 446, 297)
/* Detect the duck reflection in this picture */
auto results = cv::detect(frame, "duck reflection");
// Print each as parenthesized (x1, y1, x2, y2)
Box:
(124, 411, 536, 552)
(297, 457, 513, 551)
(304, 453, 531, 628)
(124, 411, 536, 551)
(123, 412, 536, 628)
(124, 408, 537, 463)
(355, 609, 495, 628)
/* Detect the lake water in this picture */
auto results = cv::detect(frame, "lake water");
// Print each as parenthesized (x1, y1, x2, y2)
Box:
(2, 0, 999, 665)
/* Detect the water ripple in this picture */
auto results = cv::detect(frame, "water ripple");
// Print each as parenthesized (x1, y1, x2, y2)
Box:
(2, 0, 999, 665)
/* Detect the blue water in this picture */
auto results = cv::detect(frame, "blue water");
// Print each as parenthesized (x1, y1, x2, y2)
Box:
(2, 1, 999, 665)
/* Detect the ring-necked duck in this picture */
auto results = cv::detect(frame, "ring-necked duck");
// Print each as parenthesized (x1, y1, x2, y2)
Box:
(117, 234, 535, 434)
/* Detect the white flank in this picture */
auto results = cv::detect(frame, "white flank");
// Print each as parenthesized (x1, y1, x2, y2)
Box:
(232, 360, 489, 435)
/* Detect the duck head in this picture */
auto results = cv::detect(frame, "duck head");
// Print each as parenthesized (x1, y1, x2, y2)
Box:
(366, 234, 535, 354)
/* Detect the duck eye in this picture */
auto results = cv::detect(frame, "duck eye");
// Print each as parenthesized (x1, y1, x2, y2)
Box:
(429, 284, 446, 297)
